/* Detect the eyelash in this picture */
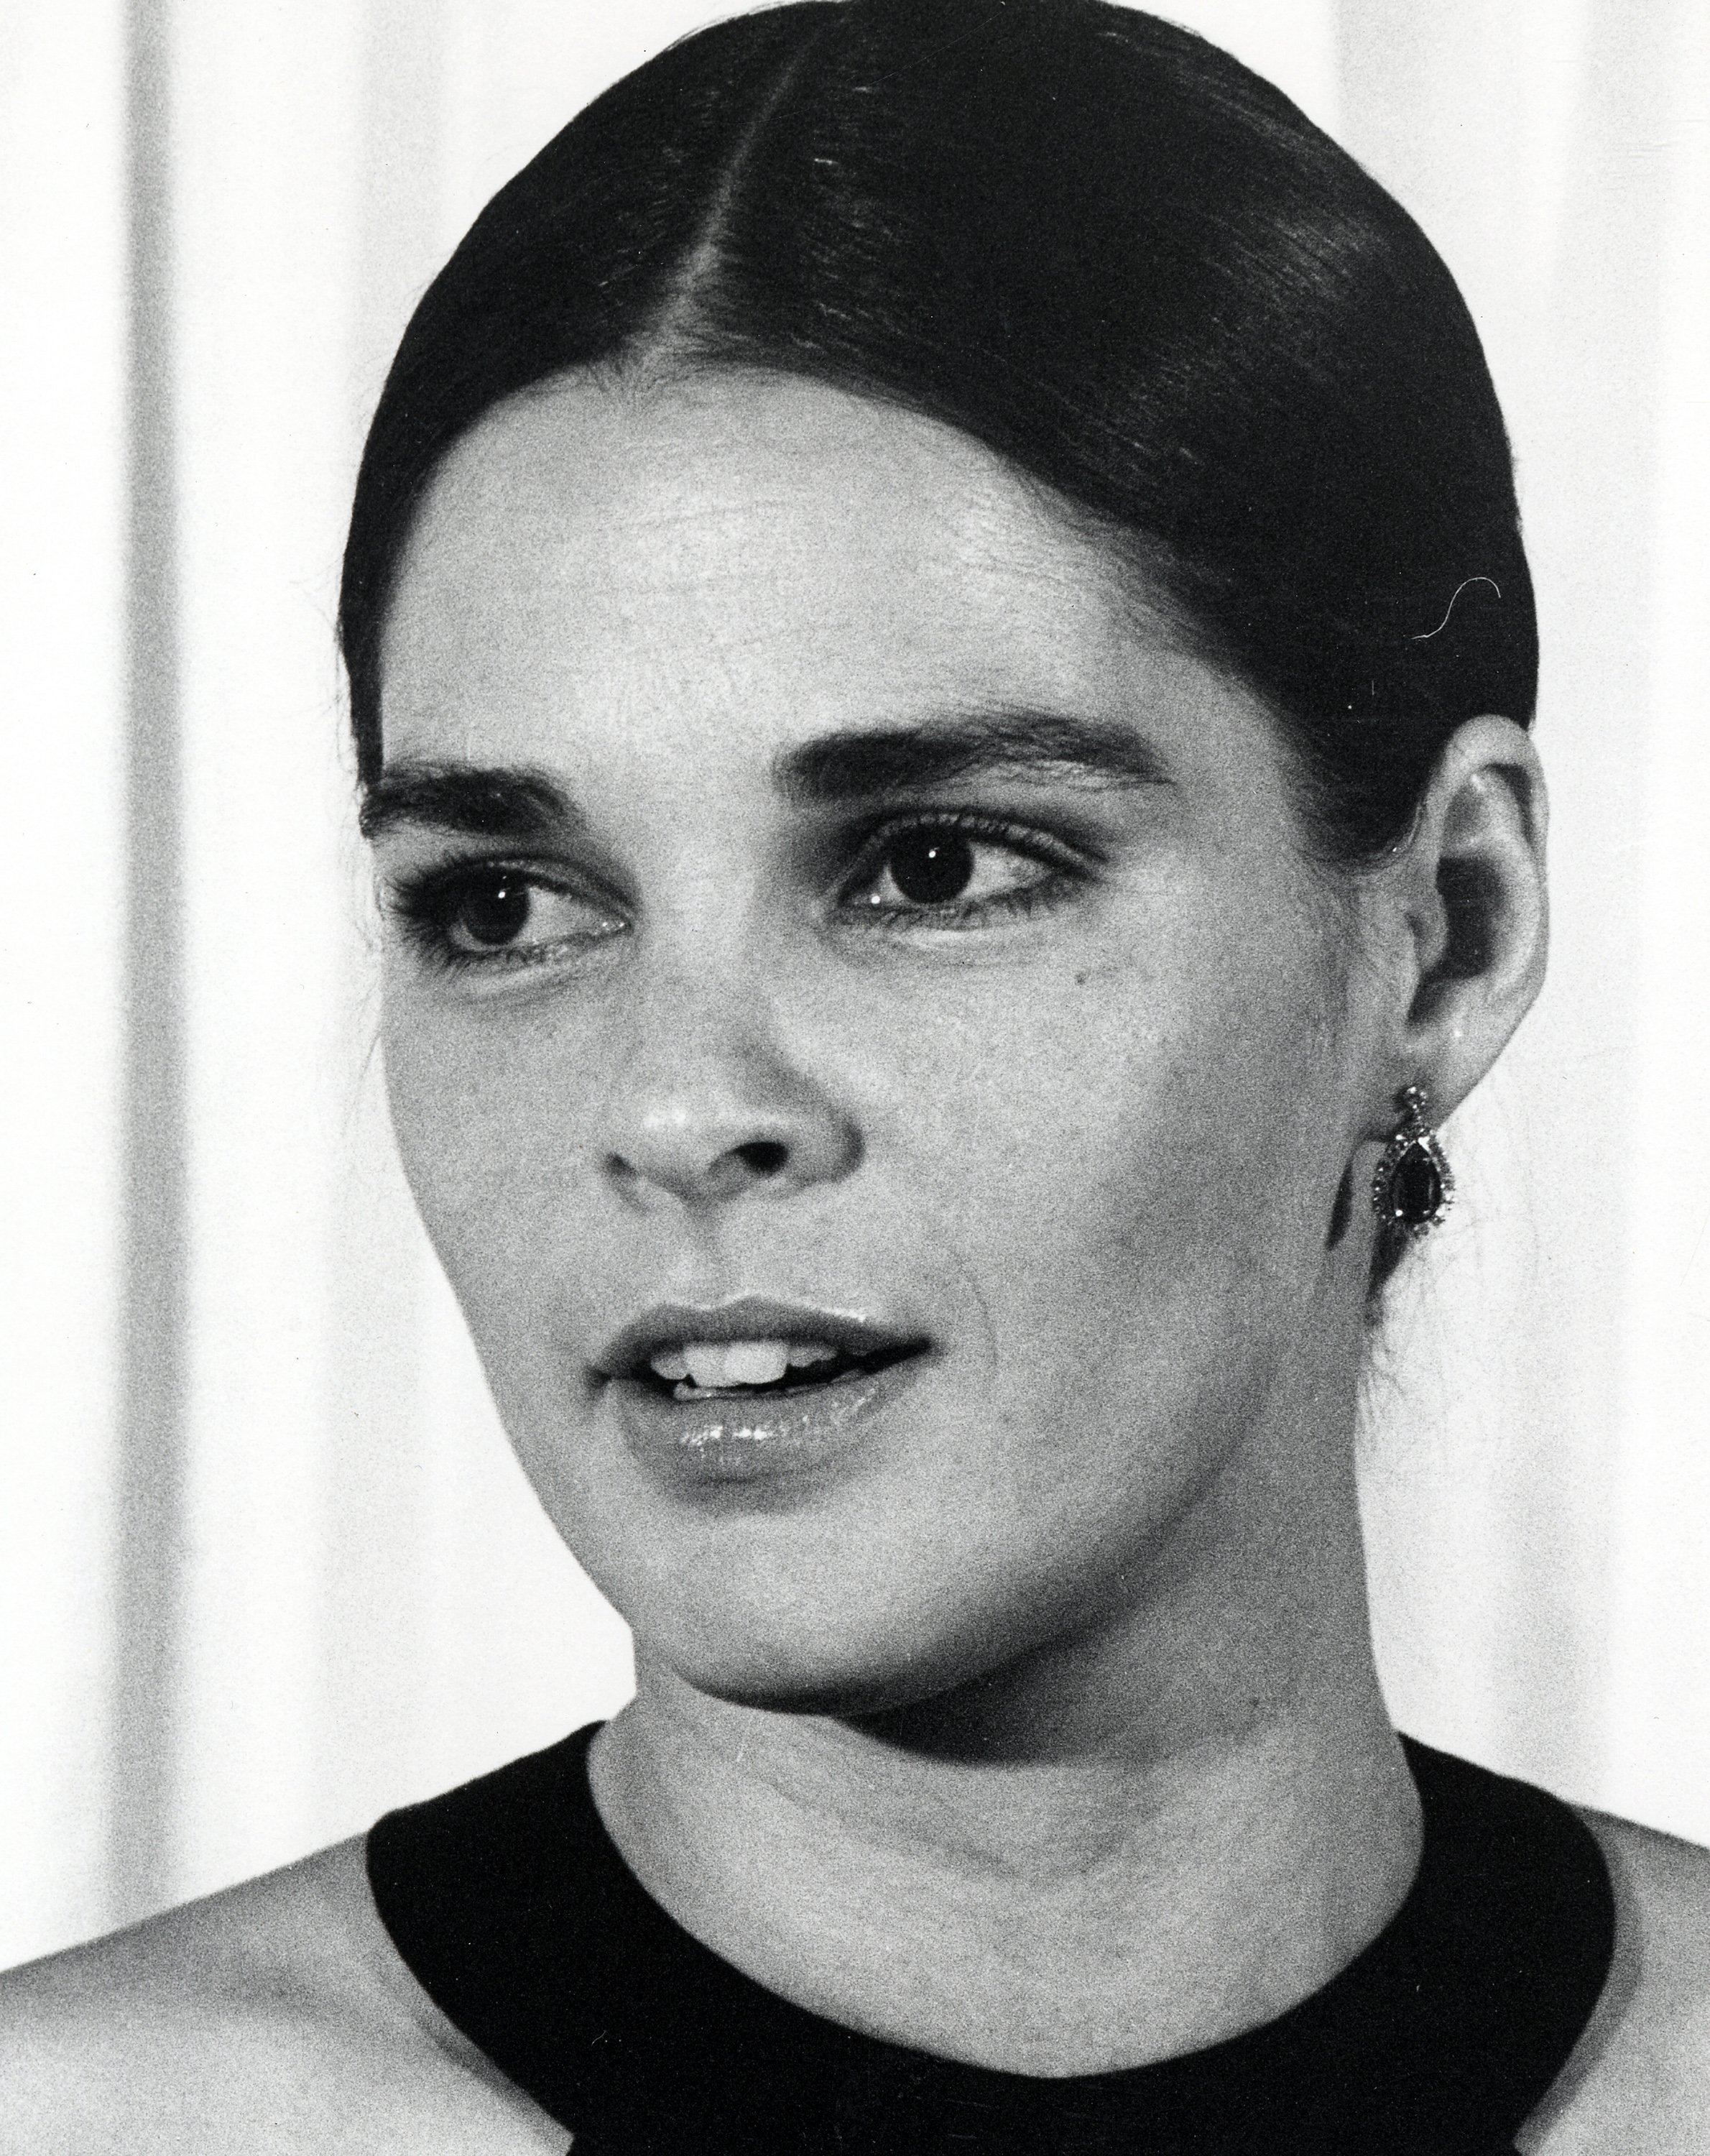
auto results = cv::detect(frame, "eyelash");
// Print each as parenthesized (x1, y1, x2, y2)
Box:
(382, 811, 1093, 977)
(835, 811, 1089, 931)
(382, 863, 613, 977)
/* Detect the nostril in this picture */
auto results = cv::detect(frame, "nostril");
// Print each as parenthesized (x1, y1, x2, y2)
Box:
(734, 1138, 790, 1178)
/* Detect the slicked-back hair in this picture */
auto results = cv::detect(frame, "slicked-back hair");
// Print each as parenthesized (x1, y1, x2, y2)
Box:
(340, 0, 1538, 1291)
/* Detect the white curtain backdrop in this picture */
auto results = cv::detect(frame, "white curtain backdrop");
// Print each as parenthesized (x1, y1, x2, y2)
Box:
(3, 0, 1706, 1968)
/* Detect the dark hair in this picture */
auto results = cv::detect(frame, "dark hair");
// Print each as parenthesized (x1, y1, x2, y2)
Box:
(340, 0, 1536, 1286)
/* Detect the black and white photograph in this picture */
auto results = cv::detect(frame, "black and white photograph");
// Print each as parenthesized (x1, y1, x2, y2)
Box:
(2, 1, 1707, 2147)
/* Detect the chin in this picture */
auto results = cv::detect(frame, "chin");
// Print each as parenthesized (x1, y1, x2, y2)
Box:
(678, 1660, 927, 1720)
(632, 1551, 1078, 1725)
(647, 1607, 952, 1719)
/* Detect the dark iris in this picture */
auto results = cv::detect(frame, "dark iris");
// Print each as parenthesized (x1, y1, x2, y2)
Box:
(455, 875, 531, 946)
(887, 829, 975, 905)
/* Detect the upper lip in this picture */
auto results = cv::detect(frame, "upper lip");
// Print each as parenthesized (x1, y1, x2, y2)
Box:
(594, 1298, 930, 1381)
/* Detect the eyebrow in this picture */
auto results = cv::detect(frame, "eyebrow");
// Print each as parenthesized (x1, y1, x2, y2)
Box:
(358, 763, 578, 844)
(359, 709, 1170, 842)
(772, 709, 1170, 803)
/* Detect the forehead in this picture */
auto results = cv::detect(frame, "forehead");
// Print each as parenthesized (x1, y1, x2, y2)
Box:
(377, 369, 1282, 821)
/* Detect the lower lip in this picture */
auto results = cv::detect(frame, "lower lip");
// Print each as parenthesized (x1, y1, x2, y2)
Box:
(606, 1353, 930, 1486)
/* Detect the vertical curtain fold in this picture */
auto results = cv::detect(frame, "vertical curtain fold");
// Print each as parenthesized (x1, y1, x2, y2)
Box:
(114, 0, 189, 1922)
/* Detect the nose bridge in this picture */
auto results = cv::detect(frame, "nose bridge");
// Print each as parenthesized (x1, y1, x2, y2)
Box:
(601, 907, 860, 1206)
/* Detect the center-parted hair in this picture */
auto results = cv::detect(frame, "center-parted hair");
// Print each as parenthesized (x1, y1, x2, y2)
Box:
(341, 0, 1534, 844)
(339, 0, 1537, 1286)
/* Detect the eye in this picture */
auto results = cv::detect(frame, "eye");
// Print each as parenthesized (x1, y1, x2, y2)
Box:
(841, 816, 1081, 927)
(451, 871, 535, 949)
(877, 829, 979, 906)
(387, 862, 625, 970)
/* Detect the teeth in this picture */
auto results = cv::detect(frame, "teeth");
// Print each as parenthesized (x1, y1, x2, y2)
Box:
(685, 1340, 790, 1389)
(646, 1337, 846, 1388)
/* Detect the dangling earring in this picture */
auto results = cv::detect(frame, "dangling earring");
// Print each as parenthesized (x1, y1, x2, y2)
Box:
(1370, 1084, 1454, 1237)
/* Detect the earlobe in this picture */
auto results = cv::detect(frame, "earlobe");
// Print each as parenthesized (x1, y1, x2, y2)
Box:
(1374, 714, 1549, 1128)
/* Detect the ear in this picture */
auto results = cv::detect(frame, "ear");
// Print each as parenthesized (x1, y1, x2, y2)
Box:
(1360, 714, 1548, 1135)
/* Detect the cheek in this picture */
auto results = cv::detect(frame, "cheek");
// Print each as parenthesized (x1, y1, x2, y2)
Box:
(858, 928, 1340, 1356)
(380, 992, 585, 1327)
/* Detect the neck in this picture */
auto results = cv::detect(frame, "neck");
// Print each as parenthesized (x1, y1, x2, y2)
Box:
(591, 1523, 1419, 2076)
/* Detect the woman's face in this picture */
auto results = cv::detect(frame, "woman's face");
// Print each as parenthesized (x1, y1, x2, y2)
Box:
(374, 372, 1385, 1720)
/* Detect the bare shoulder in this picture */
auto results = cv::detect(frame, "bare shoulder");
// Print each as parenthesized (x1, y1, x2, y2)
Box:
(0, 1838, 563, 2156)
(1520, 1807, 1710, 2153)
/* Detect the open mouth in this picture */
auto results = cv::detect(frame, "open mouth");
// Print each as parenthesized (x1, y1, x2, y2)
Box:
(598, 1302, 933, 1475)
(597, 1302, 933, 1410)
(637, 1337, 925, 1403)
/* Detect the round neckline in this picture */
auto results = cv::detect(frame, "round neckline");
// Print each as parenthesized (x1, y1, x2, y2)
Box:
(368, 1726, 1614, 2153)
(573, 1726, 1424, 2091)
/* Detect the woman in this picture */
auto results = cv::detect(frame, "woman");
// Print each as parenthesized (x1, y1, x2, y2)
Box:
(3, 0, 1706, 2147)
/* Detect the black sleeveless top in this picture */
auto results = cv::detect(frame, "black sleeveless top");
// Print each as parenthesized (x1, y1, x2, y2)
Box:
(366, 1727, 1613, 2155)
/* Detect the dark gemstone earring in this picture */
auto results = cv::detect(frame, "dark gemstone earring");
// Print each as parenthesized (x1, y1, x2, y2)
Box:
(1371, 1084, 1454, 1238)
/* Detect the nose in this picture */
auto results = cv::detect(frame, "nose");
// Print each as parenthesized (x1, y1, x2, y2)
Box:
(598, 982, 862, 1210)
